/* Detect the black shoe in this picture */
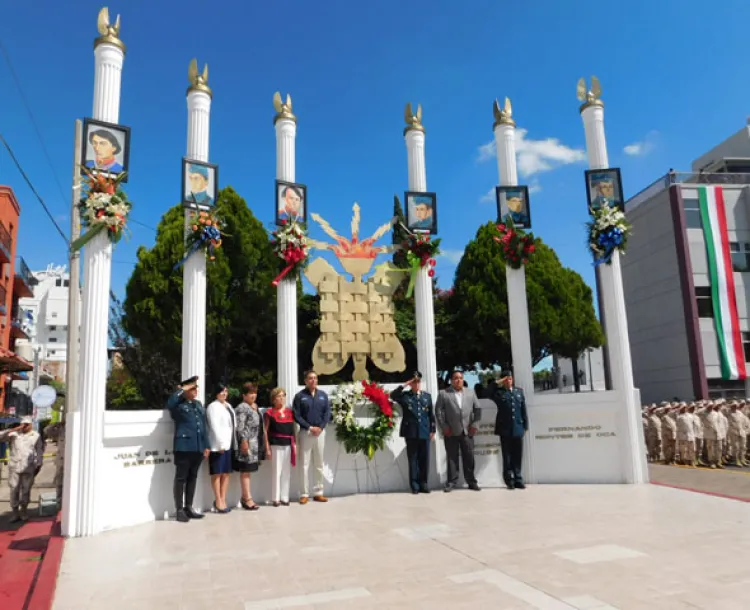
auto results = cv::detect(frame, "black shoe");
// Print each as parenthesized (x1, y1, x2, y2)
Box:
(468, 483, 481, 491)
(443, 484, 453, 493)
(176, 509, 190, 523)
(515, 482, 526, 489)
(419, 487, 430, 494)
(411, 490, 419, 495)
(186, 507, 204, 519)
(505, 482, 515, 490)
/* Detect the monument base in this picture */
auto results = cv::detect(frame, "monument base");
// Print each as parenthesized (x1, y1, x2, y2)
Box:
(88, 387, 646, 534)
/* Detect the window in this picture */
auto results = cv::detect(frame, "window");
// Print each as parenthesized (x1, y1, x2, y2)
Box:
(725, 162, 750, 173)
(708, 379, 746, 400)
(683, 197, 702, 229)
(744, 332, 750, 363)
(49, 326, 56, 331)
(695, 286, 713, 318)
(730, 242, 750, 272)
(64, 279, 70, 287)
(49, 338, 57, 343)
(55, 278, 62, 287)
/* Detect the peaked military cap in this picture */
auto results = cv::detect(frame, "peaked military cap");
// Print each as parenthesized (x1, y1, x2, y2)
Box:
(180, 375, 199, 391)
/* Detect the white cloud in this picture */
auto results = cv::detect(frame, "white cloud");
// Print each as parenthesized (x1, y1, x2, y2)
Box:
(479, 188, 495, 204)
(439, 249, 464, 265)
(477, 142, 496, 163)
(529, 181, 542, 194)
(476, 129, 586, 177)
(623, 131, 659, 156)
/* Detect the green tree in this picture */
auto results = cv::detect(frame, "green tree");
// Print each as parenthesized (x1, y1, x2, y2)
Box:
(448, 222, 603, 372)
(122, 187, 280, 401)
(109, 293, 180, 407)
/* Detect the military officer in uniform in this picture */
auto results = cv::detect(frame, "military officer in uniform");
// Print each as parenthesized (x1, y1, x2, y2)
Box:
(390, 371, 436, 494)
(491, 371, 529, 490)
(166, 376, 211, 522)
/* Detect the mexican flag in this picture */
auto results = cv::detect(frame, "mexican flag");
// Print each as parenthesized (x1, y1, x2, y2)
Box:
(698, 185, 747, 380)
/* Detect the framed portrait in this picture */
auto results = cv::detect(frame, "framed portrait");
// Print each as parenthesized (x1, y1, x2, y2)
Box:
(275, 180, 307, 226)
(182, 159, 219, 210)
(80, 118, 131, 182)
(496, 185, 532, 230)
(405, 191, 438, 234)
(585, 168, 624, 213)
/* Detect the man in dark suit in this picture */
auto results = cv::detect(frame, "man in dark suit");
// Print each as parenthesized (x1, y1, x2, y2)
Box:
(490, 371, 529, 490)
(166, 376, 211, 522)
(390, 372, 436, 494)
(435, 370, 482, 492)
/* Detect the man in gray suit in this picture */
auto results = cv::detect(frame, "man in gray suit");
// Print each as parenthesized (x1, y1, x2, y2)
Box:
(435, 370, 482, 492)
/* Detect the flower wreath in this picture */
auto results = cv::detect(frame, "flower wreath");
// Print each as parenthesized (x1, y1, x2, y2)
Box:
(493, 218, 535, 269)
(587, 202, 630, 266)
(401, 232, 441, 297)
(174, 209, 226, 270)
(270, 219, 310, 286)
(72, 167, 131, 252)
(332, 381, 397, 460)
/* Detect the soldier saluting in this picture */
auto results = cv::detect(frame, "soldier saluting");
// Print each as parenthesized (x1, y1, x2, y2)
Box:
(490, 371, 528, 490)
(390, 372, 436, 494)
(166, 376, 210, 523)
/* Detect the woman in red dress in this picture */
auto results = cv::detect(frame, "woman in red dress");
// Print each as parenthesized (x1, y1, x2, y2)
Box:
(264, 388, 296, 506)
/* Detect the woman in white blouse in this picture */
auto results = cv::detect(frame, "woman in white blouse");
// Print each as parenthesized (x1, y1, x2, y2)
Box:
(206, 384, 237, 513)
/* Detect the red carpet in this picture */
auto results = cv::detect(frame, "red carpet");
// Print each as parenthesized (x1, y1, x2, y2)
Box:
(0, 514, 63, 610)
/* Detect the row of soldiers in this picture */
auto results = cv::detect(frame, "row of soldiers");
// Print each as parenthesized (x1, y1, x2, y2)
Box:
(642, 399, 750, 468)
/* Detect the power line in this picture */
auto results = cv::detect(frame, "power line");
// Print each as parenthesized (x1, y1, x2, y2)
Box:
(130, 219, 156, 232)
(0, 38, 69, 215)
(0, 38, 158, 237)
(0, 134, 68, 244)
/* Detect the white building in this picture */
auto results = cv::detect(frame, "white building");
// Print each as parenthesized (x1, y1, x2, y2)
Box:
(15, 264, 77, 387)
(553, 347, 606, 393)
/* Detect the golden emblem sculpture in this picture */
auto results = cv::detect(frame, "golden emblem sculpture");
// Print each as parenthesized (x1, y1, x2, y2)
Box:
(187, 58, 212, 98)
(95, 7, 125, 52)
(404, 102, 424, 135)
(273, 92, 296, 124)
(306, 204, 407, 381)
(492, 96, 515, 128)
(576, 76, 603, 110)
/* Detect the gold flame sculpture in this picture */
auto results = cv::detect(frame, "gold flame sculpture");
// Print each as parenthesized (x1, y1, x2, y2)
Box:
(306, 204, 407, 381)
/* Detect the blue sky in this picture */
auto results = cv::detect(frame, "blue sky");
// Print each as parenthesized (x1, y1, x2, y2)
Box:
(2, 0, 750, 304)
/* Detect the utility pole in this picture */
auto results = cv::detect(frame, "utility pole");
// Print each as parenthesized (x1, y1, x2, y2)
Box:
(64, 122, 81, 420)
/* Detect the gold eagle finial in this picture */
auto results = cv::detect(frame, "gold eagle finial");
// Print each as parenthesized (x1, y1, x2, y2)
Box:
(187, 58, 212, 98)
(404, 102, 425, 135)
(577, 76, 603, 112)
(94, 7, 125, 53)
(273, 92, 296, 125)
(492, 96, 515, 129)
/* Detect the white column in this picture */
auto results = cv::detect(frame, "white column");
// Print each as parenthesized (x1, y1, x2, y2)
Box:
(493, 117, 536, 484)
(580, 102, 646, 484)
(276, 118, 298, 401)
(493, 123, 534, 395)
(405, 129, 437, 398)
(405, 126, 443, 490)
(64, 40, 125, 537)
(182, 89, 211, 406)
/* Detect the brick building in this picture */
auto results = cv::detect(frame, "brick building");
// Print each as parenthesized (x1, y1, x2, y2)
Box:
(0, 186, 35, 411)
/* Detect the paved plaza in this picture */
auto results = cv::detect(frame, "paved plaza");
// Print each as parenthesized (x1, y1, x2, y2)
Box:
(52, 482, 750, 610)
